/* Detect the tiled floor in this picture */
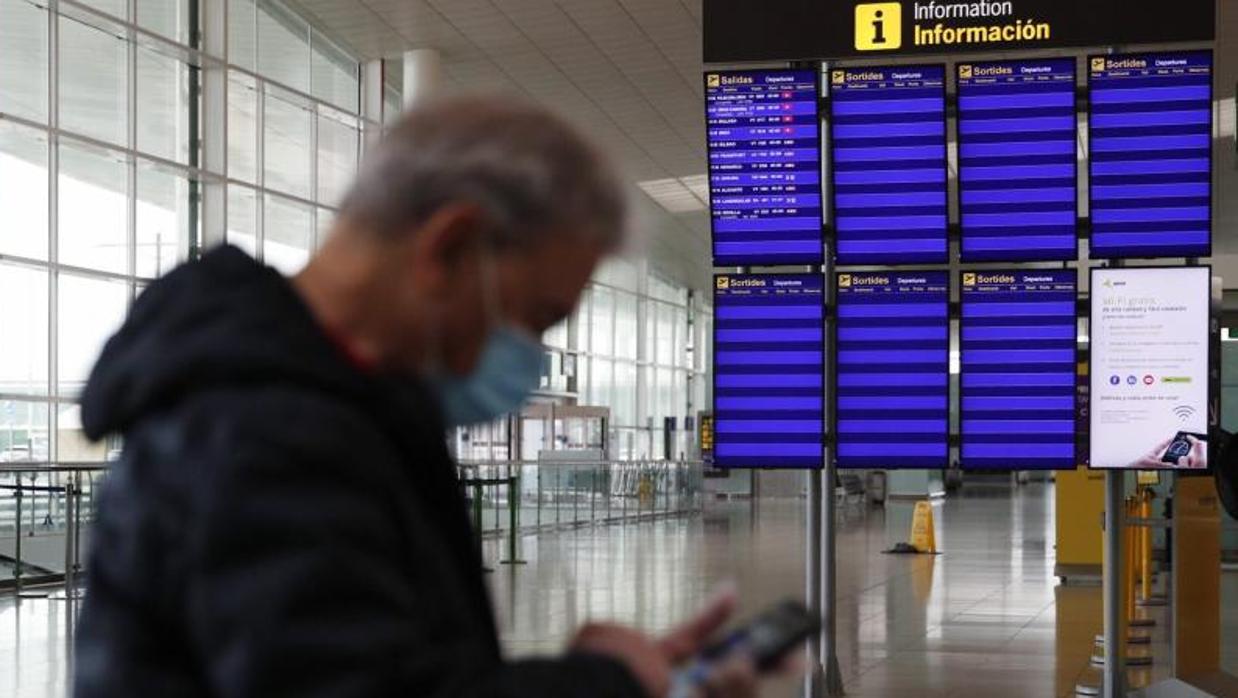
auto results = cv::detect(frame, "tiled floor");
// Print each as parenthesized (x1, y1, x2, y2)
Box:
(483, 482, 1179, 697)
(2, 481, 1235, 697)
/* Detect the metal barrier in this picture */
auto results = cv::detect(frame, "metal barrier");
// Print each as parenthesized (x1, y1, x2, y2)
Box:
(456, 460, 706, 551)
(1, 459, 704, 593)
(0, 464, 108, 596)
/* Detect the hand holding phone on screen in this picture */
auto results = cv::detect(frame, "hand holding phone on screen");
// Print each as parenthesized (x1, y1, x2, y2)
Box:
(1161, 432, 1207, 468)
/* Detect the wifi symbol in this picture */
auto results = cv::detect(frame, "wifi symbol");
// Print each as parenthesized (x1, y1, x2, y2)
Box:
(1173, 405, 1196, 421)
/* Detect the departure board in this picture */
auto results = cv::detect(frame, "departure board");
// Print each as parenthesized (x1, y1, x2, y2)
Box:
(835, 272, 949, 468)
(957, 59, 1078, 262)
(960, 270, 1078, 470)
(830, 65, 948, 266)
(1089, 52, 1212, 258)
(713, 274, 825, 469)
(706, 70, 824, 266)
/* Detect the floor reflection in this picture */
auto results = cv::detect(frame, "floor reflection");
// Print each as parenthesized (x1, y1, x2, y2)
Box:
(487, 482, 1125, 697)
(2, 481, 1222, 697)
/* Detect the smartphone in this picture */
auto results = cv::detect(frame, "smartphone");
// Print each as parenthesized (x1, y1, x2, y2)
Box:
(1161, 431, 1207, 465)
(670, 600, 819, 696)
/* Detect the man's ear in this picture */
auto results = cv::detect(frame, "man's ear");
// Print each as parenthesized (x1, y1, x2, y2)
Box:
(408, 203, 487, 295)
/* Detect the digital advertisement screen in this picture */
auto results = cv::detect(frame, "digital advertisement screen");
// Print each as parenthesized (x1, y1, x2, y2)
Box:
(960, 270, 1078, 470)
(835, 271, 949, 468)
(706, 70, 824, 266)
(1088, 52, 1212, 259)
(713, 274, 824, 469)
(1090, 267, 1210, 470)
(957, 59, 1078, 262)
(830, 65, 948, 266)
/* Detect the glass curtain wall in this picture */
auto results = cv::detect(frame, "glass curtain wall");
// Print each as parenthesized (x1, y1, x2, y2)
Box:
(227, 0, 360, 274)
(0, 0, 364, 465)
(541, 259, 711, 462)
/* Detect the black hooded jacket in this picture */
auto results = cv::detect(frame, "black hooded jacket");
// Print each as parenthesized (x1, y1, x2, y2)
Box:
(74, 246, 645, 698)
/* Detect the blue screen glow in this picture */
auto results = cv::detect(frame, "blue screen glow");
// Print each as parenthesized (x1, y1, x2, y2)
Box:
(960, 270, 1078, 470)
(706, 70, 823, 266)
(830, 65, 948, 265)
(835, 272, 949, 469)
(713, 274, 824, 469)
(1088, 51, 1212, 258)
(957, 59, 1078, 262)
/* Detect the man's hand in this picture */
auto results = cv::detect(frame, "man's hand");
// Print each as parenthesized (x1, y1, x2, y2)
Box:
(569, 589, 758, 697)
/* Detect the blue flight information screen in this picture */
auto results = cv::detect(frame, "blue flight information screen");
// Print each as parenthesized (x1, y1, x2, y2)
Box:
(713, 274, 824, 469)
(706, 70, 823, 266)
(835, 272, 948, 469)
(957, 59, 1078, 262)
(1089, 51, 1212, 258)
(960, 271, 1078, 470)
(830, 65, 948, 266)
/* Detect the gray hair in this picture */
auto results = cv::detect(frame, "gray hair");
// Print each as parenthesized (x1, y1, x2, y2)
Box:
(339, 95, 627, 249)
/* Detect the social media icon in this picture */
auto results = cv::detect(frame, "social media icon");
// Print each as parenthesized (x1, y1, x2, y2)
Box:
(1143, 375, 1155, 386)
(1126, 375, 1137, 386)
(1109, 375, 1120, 386)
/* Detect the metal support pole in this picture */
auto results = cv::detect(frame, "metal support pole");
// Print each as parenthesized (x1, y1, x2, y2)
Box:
(63, 481, 76, 596)
(1103, 470, 1126, 698)
(806, 470, 825, 698)
(14, 485, 23, 596)
(501, 476, 525, 565)
(73, 472, 82, 585)
(823, 463, 844, 695)
(471, 482, 489, 572)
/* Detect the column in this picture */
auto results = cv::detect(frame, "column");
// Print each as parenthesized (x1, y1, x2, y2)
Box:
(403, 48, 444, 108)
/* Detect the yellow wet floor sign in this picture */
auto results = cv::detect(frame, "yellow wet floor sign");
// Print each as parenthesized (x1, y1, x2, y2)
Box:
(909, 500, 937, 553)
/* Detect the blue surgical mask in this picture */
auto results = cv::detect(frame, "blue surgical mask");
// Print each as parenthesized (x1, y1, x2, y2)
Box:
(429, 326, 545, 427)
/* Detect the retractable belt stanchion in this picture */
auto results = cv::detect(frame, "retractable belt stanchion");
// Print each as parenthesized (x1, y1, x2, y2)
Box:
(1102, 471, 1126, 698)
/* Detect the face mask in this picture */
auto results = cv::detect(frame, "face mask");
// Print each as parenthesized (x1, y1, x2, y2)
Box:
(427, 253, 545, 427)
(430, 326, 544, 427)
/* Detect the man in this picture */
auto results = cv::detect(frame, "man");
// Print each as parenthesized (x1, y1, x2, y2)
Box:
(73, 96, 760, 697)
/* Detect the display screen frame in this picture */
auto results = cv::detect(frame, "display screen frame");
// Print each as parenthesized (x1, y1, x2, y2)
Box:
(828, 63, 950, 267)
(958, 268, 1080, 471)
(955, 57, 1079, 263)
(705, 68, 825, 268)
(832, 269, 950, 469)
(711, 272, 826, 470)
(1087, 264, 1213, 471)
(1086, 50, 1214, 261)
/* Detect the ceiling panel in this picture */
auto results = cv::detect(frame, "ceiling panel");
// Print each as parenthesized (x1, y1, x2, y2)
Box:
(284, 0, 713, 290)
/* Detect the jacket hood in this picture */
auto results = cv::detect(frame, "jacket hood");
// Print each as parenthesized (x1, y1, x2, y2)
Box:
(81, 246, 382, 439)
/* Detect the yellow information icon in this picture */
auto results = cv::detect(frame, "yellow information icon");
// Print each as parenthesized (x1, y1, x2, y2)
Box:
(855, 2, 902, 51)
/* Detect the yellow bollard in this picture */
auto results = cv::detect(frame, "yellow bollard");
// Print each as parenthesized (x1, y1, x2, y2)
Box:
(1140, 489, 1152, 602)
(1124, 498, 1136, 623)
